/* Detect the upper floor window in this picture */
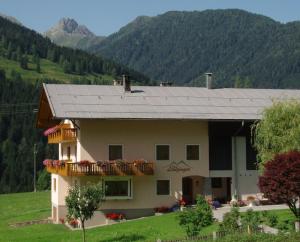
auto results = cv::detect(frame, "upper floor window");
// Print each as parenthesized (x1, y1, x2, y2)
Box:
(109, 145, 123, 160)
(186, 144, 200, 160)
(156, 145, 170, 160)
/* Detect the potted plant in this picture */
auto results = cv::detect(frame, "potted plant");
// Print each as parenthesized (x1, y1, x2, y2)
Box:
(247, 196, 256, 207)
(79, 160, 90, 167)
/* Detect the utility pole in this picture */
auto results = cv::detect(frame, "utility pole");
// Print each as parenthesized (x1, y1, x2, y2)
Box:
(33, 143, 37, 192)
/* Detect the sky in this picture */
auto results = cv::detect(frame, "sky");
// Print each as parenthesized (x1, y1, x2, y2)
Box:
(0, 0, 300, 36)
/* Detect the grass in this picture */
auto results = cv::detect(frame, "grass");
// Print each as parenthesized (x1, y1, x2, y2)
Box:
(0, 191, 217, 242)
(0, 56, 114, 83)
(0, 192, 297, 242)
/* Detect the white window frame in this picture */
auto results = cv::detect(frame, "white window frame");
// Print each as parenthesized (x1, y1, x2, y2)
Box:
(103, 176, 133, 200)
(155, 144, 171, 161)
(185, 144, 201, 161)
(156, 179, 171, 196)
(108, 144, 124, 161)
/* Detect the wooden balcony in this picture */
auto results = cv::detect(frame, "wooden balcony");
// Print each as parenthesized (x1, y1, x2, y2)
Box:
(47, 125, 77, 144)
(45, 161, 154, 176)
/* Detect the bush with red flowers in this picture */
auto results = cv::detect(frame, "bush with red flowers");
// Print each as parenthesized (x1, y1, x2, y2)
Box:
(178, 198, 186, 206)
(68, 218, 79, 228)
(154, 206, 170, 213)
(105, 213, 125, 220)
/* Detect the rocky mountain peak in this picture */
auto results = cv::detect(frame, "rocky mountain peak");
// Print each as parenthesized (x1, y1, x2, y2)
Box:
(47, 17, 95, 37)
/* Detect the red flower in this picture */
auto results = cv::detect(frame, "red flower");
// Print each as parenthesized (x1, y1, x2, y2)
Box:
(105, 213, 125, 220)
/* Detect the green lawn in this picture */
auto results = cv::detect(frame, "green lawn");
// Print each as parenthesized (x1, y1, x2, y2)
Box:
(0, 56, 113, 83)
(0, 191, 217, 242)
(0, 192, 297, 242)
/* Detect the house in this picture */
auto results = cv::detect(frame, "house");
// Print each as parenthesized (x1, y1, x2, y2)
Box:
(37, 75, 300, 226)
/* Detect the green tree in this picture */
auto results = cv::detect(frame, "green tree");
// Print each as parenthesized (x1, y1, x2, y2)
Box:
(252, 100, 300, 165)
(20, 54, 28, 69)
(65, 183, 104, 242)
(178, 195, 213, 236)
(63, 60, 71, 73)
(36, 168, 50, 190)
(36, 56, 41, 73)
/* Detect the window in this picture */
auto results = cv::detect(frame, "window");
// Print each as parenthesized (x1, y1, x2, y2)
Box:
(104, 179, 132, 198)
(156, 180, 170, 195)
(186, 145, 200, 160)
(109, 145, 123, 160)
(53, 178, 56, 192)
(211, 178, 222, 188)
(156, 145, 170, 160)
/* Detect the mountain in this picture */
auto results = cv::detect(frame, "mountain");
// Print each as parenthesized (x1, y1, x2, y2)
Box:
(89, 9, 300, 89)
(45, 18, 105, 50)
(0, 13, 22, 25)
(0, 16, 149, 194)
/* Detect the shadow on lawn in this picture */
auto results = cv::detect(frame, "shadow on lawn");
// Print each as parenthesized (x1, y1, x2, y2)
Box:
(97, 234, 146, 242)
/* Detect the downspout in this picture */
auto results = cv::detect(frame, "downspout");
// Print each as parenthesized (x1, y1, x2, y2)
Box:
(232, 120, 244, 200)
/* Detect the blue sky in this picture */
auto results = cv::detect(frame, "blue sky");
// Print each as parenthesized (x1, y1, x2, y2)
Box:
(0, 0, 299, 36)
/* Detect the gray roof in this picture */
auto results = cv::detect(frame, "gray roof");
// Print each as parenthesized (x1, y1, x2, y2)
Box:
(43, 84, 300, 121)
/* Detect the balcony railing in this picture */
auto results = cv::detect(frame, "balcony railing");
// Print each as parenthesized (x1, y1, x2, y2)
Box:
(47, 127, 77, 144)
(45, 160, 154, 176)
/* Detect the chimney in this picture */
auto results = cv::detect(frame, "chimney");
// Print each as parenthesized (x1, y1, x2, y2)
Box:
(160, 81, 173, 87)
(113, 79, 123, 86)
(122, 74, 131, 92)
(205, 73, 213, 89)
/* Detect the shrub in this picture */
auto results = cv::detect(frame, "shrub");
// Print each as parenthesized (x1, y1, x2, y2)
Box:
(241, 209, 261, 232)
(178, 195, 213, 236)
(219, 207, 240, 233)
(261, 211, 278, 227)
(258, 151, 300, 225)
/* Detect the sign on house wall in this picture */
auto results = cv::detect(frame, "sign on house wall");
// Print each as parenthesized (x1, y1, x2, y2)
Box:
(165, 161, 191, 172)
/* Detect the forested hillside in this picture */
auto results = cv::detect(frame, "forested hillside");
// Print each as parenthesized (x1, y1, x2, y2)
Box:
(0, 16, 149, 193)
(90, 9, 300, 88)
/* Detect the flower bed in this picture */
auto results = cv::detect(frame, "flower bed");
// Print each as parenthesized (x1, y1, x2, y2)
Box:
(154, 206, 170, 213)
(105, 213, 125, 220)
(68, 218, 79, 228)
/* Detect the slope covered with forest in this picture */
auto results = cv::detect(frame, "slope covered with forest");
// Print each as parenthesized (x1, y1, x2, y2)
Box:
(90, 9, 300, 88)
(0, 16, 149, 193)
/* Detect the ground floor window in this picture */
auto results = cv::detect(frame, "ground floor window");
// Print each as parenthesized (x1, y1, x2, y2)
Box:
(211, 178, 222, 188)
(104, 178, 132, 199)
(156, 180, 170, 195)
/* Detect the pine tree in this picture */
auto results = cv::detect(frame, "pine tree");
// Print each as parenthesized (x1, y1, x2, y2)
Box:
(20, 54, 28, 69)
(36, 56, 41, 73)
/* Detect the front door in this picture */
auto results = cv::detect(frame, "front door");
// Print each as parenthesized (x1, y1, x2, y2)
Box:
(182, 177, 193, 204)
